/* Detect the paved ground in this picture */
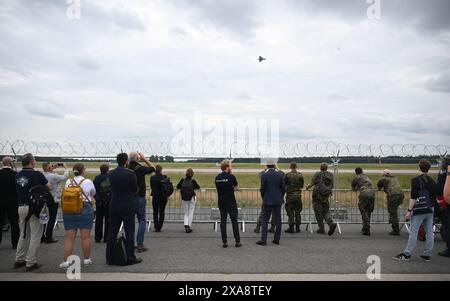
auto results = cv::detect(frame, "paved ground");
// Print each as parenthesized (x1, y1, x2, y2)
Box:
(0, 224, 448, 280)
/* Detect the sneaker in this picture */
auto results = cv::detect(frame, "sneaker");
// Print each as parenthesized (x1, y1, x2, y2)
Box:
(272, 240, 280, 245)
(137, 246, 148, 253)
(392, 253, 411, 261)
(256, 240, 267, 246)
(26, 263, 42, 272)
(235, 242, 242, 248)
(420, 255, 431, 262)
(438, 249, 450, 258)
(83, 258, 93, 267)
(389, 231, 400, 236)
(14, 261, 26, 269)
(59, 261, 71, 270)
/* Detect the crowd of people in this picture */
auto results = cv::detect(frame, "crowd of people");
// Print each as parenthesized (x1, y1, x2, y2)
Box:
(0, 152, 449, 271)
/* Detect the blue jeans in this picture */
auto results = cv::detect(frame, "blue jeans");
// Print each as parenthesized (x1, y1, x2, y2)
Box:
(404, 212, 434, 257)
(134, 197, 147, 247)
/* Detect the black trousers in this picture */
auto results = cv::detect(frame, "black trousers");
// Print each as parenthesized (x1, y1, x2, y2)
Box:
(42, 202, 59, 242)
(219, 203, 240, 243)
(443, 208, 450, 250)
(0, 206, 19, 248)
(95, 204, 109, 242)
(106, 210, 136, 265)
(152, 197, 168, 231)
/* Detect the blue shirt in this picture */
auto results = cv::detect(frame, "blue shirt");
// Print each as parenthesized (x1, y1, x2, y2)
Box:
(16, 168, 48, 206)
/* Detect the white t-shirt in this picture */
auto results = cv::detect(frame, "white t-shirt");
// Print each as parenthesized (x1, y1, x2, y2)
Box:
(65, 176, 96, 202)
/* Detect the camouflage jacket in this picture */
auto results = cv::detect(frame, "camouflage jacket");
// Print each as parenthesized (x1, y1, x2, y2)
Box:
(284, 171, 304, 194)
(310, 171, 334, 194)
(377, 176, 403, 196)
(351, 174, 375, 195)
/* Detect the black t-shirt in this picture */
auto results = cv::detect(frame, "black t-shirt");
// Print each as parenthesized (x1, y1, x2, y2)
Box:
(215, 172, 238, 205)
(16, 168, 48, 206)
(411, 174, 437, 206)
(0, 168, 18, 207)
(128, 161, 155, 197)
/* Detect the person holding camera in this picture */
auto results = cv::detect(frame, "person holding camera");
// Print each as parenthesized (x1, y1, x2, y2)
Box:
(42, 162, 69, 244)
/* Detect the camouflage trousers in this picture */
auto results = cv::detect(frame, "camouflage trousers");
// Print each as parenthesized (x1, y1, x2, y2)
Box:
(312, 197, 334, 228)
(358, 193, 375, 232)
(285, 193, 302, 227)
(387, 193, 405, 232)
(256, 204, 275, 229)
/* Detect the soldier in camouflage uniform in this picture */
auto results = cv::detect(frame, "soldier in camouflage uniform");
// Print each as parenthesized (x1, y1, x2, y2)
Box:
(306, 163, 337, 236)
(377, 169, 405, 236)
(351, 167, 376, 236)
(284, 162, 304, 233)
(255, 168, 275, 233)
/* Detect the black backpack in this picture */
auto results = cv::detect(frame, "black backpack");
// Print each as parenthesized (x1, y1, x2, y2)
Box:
(413, 176, 433, 215)
(112, 233, 128, 266)
(161, 176, 174, 198)
(97, 177, 112, 209)
(23, 184, 55, 238)
(180, 178, 195, 201)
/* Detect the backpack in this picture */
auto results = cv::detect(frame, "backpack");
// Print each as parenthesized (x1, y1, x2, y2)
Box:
(161, 176, 174, 198)
(413, 176, 433, 215)
(61, 179, 87, 214)
(180, 178, 195, 201)
(23, 184, 55, 238)
(97, 177, 112, 209)
(112, 233, 128, 266)
(317, 172, 333, 197)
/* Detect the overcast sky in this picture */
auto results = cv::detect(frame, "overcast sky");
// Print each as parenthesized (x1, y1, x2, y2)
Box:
(0, 0, 449, 149)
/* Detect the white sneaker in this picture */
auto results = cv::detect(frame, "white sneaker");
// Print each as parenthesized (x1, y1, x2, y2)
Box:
(83, 258, 93, 267)
(59, 261, 71, 270)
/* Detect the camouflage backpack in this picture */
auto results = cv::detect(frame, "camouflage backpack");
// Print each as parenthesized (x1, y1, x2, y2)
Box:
(317, 172, 333, 197)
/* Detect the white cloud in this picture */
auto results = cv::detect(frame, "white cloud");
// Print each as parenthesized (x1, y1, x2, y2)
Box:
(0, 0, 449, 152)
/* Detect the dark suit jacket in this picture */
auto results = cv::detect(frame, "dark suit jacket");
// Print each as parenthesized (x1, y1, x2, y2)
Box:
(0, 167, 17, 207)
(260, 168, 286, 206)
(108, 167, 138, 213)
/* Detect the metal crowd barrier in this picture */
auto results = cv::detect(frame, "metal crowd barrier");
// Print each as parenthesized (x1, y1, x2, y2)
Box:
(55, 188, 412, 234)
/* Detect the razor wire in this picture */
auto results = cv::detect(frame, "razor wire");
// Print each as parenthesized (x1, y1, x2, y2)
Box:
(0, 140, 449, 158)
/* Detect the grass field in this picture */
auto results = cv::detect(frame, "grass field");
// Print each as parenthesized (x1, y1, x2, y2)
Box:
(77, 171, 423, 189)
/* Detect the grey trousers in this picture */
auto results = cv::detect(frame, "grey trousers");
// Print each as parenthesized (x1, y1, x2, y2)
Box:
(15, 206, 44, 267)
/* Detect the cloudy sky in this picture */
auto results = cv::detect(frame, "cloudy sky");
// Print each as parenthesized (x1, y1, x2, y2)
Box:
(0, 0, 449, 150)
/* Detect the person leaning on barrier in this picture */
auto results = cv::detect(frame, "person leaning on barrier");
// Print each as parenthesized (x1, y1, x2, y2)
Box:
(129, 152, 155, 252)
(59, 163, 96, 269)
(306, 163, 337, 236)
(93, 164, 111, 243)
(284, 162, 304, 234)
(254, 166, 276, 234)
(256, 159, 286, 246)
(215, 160, 241, 248)
(377, 169, 404, 236)
(351, 167, 376, 236)
(393, 160, 437, 261)
(0, 157, 19, 250)
(41, 162, 69, 244)
(177, 168, 200, 233)
(14, 153, 52, 272)
(106, 153, 142, 266)
(437, 157, 450, 258)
